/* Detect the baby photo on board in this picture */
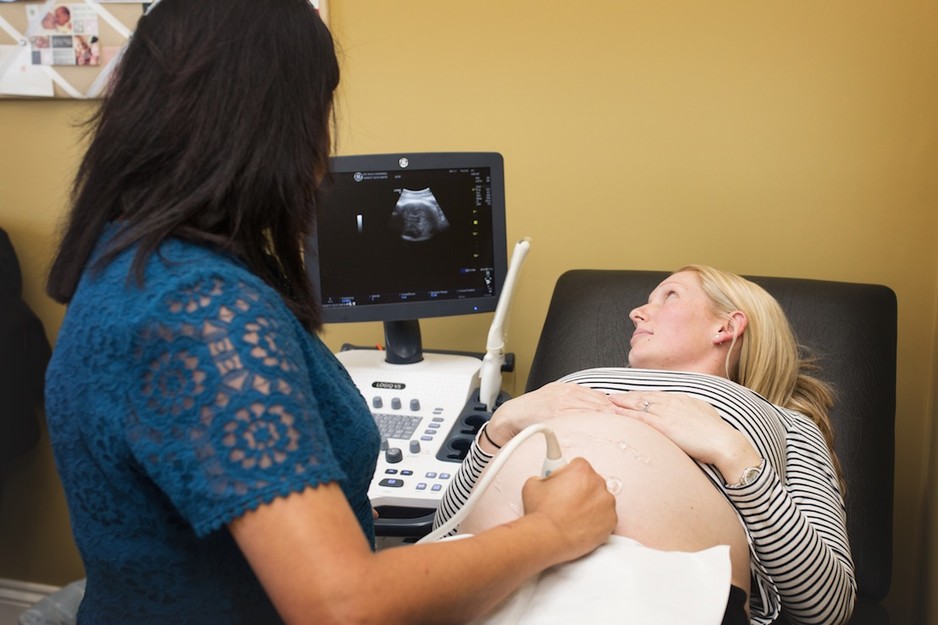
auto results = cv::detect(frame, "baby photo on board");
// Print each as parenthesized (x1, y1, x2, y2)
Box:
(25, 3, 100, 66)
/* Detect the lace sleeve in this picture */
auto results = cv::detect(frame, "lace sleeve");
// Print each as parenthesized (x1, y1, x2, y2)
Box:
(126, 271, 346, 537)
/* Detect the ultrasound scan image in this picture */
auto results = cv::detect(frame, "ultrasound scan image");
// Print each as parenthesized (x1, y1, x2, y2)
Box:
(388, 188, 450, 242)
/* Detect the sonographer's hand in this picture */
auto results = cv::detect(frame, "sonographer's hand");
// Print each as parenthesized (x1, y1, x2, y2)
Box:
(520, 457, 617, 563)
(484, 383, 624, 451)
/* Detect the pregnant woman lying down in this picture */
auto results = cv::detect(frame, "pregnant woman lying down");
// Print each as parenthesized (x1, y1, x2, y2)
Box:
(434, 266, 856, 625)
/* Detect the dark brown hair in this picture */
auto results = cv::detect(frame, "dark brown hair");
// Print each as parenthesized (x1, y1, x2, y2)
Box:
(47, 0, 339, 331)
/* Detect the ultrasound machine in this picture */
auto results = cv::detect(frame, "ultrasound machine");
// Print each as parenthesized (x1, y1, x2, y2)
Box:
(305, 152, 528, 539)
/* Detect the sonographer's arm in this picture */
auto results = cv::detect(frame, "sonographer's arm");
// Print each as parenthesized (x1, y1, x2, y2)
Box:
(230, 458, 616, 625)
(433, 383, 622, 532)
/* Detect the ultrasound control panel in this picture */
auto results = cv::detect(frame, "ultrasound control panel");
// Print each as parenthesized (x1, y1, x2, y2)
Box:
(335, 348, 505, 536)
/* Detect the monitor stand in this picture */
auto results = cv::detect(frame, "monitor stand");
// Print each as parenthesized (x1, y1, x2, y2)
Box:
(383, 319, 424, 364)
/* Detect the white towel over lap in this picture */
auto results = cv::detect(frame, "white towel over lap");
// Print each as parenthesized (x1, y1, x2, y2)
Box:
(469, 536, 732, 625)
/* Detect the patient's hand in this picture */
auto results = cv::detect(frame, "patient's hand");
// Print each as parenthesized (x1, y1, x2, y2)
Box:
(485, 382, 624, 450)
(610, 391, 761, 484)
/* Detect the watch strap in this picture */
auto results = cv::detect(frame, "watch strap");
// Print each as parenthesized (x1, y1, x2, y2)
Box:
(726, 458, 765, 488)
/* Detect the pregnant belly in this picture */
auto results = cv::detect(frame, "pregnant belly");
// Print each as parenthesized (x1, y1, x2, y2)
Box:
(459, 412, 751, 594)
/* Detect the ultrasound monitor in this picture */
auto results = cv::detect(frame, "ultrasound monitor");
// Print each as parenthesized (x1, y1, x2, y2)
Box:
(306, 152, 508, 364)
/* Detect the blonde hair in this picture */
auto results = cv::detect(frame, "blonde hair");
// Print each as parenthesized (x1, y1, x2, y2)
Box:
(678, 265, 843, 488)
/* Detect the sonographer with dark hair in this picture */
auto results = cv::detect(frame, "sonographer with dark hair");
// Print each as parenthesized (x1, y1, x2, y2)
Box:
(42, 2, 616, 623)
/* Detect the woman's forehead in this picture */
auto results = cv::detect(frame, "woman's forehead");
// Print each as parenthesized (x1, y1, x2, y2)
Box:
(656, 271, 702, 291)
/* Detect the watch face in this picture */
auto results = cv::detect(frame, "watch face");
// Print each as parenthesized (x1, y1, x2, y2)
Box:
(739, 466, 760, 486)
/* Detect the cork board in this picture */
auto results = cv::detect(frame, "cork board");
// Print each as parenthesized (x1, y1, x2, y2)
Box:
(0, 0, 328, 99)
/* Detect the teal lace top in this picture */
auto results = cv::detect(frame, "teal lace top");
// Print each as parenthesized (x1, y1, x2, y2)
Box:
(45, 229, 380, 624)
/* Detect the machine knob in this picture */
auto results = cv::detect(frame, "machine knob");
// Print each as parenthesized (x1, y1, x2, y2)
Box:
(385, 447, 403, 464)
(410, 398, 421, 411)
(409, 440, 421, 453)
(391, 397, 402, 410)
(372, 396, 383, 409)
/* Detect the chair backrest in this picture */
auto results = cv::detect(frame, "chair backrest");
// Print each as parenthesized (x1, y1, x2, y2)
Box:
(526, 269, 896, 603)
(0, 228, 50, 473)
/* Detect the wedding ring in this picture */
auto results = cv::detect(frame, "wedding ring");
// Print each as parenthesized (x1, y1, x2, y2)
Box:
(641, 401, 651, 412)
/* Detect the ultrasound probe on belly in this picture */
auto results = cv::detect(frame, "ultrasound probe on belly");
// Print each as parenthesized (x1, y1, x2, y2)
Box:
(540, 428, 566, 477)
(417, 424, 567, 543)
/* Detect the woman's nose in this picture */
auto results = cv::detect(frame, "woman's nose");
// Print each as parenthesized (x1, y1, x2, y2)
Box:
(629, 305, 646, 324)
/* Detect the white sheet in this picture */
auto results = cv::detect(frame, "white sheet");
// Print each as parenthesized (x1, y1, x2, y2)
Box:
(469, 535, 731, 625)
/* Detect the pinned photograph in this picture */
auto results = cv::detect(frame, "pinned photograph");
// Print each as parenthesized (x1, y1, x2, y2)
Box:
(26, 3, 100, 66)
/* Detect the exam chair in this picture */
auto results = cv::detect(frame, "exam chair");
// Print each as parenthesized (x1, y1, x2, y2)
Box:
(525, 270, 896, 625)
(0, 227, 51, 475)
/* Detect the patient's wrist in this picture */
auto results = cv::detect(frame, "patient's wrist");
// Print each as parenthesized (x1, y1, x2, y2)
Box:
(485, 405, 520, 449)
(717, 446, 763, 488)
(479, 421, 507, 453)
(714, 433, 761, 486)
(725, 458, 765, 488)
(481, 422, 503, 450)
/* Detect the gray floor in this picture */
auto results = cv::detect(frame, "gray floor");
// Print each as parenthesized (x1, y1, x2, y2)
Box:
(0, 601, 24, 625)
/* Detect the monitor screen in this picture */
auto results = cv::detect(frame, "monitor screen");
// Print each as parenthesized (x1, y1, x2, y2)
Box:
(306, 152, 508, 361)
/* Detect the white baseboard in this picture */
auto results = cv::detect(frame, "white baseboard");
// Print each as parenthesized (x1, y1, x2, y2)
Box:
(0, 579, 58, 610)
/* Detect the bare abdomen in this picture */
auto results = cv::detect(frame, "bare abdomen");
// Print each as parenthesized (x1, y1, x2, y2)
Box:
(459, 413, 751, 593)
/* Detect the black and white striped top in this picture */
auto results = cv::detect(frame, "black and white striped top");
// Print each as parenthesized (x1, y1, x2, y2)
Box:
(433, 368, 856, 625)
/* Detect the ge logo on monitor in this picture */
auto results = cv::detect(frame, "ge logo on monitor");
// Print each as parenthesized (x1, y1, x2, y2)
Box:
(399, 157, 409, 168)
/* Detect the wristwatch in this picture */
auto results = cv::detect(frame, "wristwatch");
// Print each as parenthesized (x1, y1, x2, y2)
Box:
(727, 459, 765, 488)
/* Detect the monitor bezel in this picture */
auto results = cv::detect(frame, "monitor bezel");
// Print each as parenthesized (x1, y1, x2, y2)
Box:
(307, 151, 508, 325)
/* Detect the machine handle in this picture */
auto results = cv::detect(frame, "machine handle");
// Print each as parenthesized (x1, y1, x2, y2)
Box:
(373, 508, 436, 538)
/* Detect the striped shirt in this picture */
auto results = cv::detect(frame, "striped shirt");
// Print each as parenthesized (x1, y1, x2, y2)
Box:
(433, 368, 856, 625)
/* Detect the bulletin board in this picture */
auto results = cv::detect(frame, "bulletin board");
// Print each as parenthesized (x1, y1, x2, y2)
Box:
(0, 0, 328, 99)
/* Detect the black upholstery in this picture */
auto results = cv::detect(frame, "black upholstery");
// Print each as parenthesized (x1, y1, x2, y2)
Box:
(0, 228, 51, 473)
(526, 270, 896, 624)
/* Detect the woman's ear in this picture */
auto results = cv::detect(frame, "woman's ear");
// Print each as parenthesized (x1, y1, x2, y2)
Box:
(714, 311, 748, 345)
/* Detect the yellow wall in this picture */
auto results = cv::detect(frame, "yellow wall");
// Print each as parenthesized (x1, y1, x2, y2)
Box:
(0, 101, 92, 585)
(0, 0, 936, 621)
